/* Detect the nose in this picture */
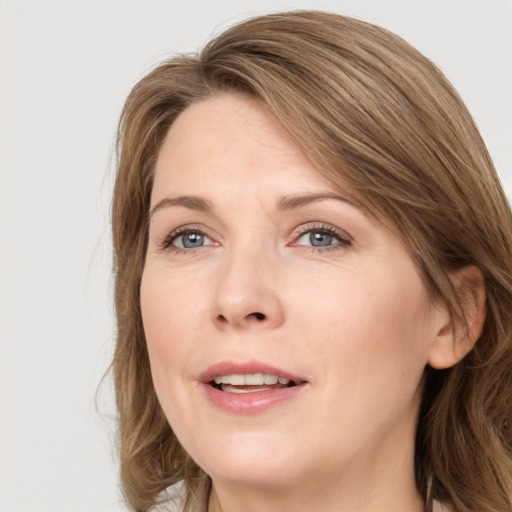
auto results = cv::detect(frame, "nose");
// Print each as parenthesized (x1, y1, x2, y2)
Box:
(212, 247, 285, 330)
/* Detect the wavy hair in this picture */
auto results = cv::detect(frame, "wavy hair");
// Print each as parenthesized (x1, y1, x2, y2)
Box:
(111, 10, 512, 512)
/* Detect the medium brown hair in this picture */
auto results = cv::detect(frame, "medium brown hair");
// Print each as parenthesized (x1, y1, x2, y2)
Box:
(112, 10, 512, 512)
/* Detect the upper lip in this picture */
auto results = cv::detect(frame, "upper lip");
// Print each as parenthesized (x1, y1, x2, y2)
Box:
(198, 360, 307, 384)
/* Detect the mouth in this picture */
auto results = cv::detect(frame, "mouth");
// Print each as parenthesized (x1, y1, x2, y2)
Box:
(210, 373, 296, 393)
(199, 361, 308, 413)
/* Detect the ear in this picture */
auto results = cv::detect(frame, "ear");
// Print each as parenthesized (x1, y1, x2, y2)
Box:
(428, 265, 486, 370)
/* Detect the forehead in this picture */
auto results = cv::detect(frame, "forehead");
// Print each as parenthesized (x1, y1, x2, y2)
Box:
(152, 94, 353, 206)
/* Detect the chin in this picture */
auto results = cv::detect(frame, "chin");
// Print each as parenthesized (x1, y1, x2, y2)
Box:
(190, 430, 303, 487)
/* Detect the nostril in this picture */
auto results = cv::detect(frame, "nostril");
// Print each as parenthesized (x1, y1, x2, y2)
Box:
(215, 311, 267, 325)
(217, 314, 228, 323)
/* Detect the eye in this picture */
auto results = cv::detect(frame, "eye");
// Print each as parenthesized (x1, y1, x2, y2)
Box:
(298, 230, 336, 247)
(162, 228, 214, 250)
(175, 231, 212, 248)
(293, 224, 351, 250)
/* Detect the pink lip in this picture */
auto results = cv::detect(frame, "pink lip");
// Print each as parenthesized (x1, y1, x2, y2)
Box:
(198, 360, 309, 415)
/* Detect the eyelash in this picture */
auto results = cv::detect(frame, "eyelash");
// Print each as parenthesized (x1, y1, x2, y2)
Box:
(159, 225, 212, 254)
(159, 222, 352, 254)
(292, 223, 352, 253)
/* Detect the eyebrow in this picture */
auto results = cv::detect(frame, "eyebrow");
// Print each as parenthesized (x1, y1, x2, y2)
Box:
(278, 192, 360, 210)
(150, 195, 213, 218)
(149, 192, 360, 219)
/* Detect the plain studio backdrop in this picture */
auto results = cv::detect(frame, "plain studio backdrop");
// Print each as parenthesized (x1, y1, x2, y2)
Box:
(0, 0, 510, 510)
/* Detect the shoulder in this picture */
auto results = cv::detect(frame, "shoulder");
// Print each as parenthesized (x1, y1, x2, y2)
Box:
(433, 500, 452, 512)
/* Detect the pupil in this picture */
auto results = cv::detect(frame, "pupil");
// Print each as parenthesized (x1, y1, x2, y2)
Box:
(183, 232, 204, 248)
(310, 231, 332, 247)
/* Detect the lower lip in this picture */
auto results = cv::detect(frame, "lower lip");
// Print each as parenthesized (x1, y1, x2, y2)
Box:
(201, 383, 308, 414)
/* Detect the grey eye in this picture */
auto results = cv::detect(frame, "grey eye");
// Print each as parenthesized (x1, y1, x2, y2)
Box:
(309, 231, 333, 247)
(174, 231, 212, 249)
(296, 230, 337, 247)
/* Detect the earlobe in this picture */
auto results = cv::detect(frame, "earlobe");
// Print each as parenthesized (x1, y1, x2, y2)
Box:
(428, 265, 486, 370)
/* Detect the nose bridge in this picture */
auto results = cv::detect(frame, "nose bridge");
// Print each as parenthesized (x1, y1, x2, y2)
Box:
(212, 234, 284, 329)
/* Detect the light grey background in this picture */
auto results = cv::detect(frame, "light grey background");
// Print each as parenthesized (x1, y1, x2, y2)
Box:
(0, 1, 510, 510)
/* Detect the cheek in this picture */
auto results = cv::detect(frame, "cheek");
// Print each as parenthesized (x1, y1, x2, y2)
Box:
(141, 263, 208, 340)
(140, 269, 207, 438)
(140, 270, 201, 390)
(289, 263, 432, 388)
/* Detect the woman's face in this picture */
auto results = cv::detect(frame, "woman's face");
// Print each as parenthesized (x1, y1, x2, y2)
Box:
(141, 94, 442, 495)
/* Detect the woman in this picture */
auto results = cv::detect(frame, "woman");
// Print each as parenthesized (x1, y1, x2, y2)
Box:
(111, 10, 512, 512)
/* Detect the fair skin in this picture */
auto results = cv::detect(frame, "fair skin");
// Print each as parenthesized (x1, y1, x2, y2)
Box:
(141, 94, 482, 512)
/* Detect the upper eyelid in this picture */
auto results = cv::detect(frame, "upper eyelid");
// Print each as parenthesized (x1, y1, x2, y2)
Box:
(167, 223, 212, 235)
(291, 222, 352, 241)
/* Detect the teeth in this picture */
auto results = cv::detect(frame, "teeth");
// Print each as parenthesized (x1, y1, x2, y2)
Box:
(230, 374, 245, 385)
(213, 373, 290, 386)
(222, 386, 269, 394)
(245, 373, 264, 385)
(263, 375, 278, 385)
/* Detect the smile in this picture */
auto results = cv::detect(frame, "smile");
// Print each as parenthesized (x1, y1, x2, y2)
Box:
(212, 373, 294, 393)
(199, 362, 308, 413)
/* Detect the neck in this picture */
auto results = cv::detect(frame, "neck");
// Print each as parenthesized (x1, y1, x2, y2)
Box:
(209, 481, 423, 512)
(207, 443, 424, 512)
